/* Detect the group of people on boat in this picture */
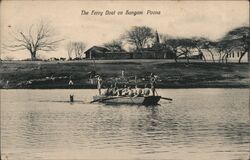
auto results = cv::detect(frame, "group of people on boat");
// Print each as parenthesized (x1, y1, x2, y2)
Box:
(96, 73, 157, 97)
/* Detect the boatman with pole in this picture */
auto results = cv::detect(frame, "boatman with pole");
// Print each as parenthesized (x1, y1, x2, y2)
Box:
(150, 73, 157, 96)
(97, 75, 102, 95)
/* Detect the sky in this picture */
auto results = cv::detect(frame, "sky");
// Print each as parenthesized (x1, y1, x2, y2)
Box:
(0, 0, 249, 59)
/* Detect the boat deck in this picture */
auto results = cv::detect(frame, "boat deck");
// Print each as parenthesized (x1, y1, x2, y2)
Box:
(93, 95, 161, 105)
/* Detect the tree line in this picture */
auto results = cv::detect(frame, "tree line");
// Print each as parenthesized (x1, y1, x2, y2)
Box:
(103, 26, 249, 63)
(3, 22, 249, 63)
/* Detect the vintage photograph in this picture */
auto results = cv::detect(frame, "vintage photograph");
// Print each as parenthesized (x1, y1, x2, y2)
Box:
(0, 0, 249, 160)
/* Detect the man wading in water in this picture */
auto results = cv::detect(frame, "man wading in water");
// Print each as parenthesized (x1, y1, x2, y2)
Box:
(68, 76, 74, 102)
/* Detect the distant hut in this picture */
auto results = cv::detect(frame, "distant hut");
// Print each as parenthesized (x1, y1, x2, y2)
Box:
(84, 46, 110, 59)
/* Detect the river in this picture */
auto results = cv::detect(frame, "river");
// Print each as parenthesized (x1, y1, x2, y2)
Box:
(1, 89, 249, 160)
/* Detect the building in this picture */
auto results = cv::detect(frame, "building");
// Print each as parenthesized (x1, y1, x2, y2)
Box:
(84, 31, 175, 60)
(176, 48, 202, 60)
(132, 30, 175, 59)
(84, 46, 110, 59)
(84, 46, 133, 59)
(201, 48, 248, 63)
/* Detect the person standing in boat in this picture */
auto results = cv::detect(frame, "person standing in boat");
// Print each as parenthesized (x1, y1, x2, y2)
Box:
(97, 75, 102, 95)
(150, 73, 157, 96)
(68, 76, 74, 102)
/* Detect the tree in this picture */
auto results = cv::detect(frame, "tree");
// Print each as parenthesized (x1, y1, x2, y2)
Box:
(191, 37, 207, 63)
(66, 41, 74, 60)
(161, 38, 179, 62)
(163, 38, 196, 63)
(123, 26, 154, 51)
(202, 40, 217, 63)
(3, 22, 63, 60)
(72, 42, 86, 59)
(216, 41, 229, 63)
(176, 38, 196, 63)
(65, 41, 86, 59)
(219, 26, 249, 63)
(103, 39, 124, 52)
(191, 37, 217, 63)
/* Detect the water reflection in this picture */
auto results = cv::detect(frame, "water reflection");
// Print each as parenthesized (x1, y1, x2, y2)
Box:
(1, 89, 249, 160)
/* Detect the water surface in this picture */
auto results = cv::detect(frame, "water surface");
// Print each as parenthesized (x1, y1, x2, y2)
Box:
(1, 89, 249, 160)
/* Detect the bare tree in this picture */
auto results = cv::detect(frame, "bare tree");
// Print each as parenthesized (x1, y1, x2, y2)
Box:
(65, 41, 86, 59)
(123, 26, 154, 51)
(3, 22, 63, 60)
(66, 41, 74, 60)
(103, 39, 124, 52)
(72, 42, 86, 59)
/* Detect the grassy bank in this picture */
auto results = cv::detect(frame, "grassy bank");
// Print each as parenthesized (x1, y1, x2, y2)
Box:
(0, 60, 249, 88)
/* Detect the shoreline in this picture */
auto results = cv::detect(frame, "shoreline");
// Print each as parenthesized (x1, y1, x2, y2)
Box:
(1, 84, 248, 89)
(1, 60, 249, 89)
(1, 87, 248, 89)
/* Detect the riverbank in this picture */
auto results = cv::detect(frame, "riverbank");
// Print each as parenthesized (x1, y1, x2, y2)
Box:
(0, 60, 249, 88)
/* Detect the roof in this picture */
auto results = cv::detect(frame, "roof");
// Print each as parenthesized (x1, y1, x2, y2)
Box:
(84, 46, 110, 54)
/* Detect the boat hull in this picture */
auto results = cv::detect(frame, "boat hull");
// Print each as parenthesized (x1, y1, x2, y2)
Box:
(93, 95, 161, 105)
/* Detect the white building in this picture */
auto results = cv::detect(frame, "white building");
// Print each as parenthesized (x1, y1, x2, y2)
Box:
(201, 48, 248, 63)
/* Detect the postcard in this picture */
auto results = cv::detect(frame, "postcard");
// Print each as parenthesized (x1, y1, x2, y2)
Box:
(1, 1, 249, 160)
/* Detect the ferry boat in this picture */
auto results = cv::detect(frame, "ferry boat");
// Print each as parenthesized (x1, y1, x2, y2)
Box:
(92, 95, 161, 105)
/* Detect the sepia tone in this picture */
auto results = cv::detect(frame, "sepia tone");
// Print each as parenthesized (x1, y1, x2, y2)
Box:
(0, 0, 249, 160)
